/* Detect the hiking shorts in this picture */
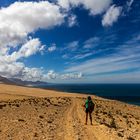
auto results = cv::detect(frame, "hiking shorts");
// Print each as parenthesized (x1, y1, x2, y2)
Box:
(85, 108, 92, 113)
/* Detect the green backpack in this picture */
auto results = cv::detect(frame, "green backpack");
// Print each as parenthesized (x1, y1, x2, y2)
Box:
(85, 100, 95, 112)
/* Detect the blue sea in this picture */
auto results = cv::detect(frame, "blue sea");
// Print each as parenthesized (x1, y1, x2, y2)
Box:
(38, 84, 140, 106)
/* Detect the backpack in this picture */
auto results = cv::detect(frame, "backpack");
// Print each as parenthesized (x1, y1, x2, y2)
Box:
(85, 100, 95, 112)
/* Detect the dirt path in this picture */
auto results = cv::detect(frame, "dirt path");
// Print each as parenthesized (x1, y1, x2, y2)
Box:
(77, 98, 119, 140)
(63, 98, 86, 140)
(61, 98, 98, 140)
(61, 98, 118, 140)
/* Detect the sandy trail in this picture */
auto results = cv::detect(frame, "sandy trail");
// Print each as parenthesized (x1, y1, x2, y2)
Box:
(64, 98, 86, 140)
(76, 99, 116, 140)
(61, 98, 110, 140)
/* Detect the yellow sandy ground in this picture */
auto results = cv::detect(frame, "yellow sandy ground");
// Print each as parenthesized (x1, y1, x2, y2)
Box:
(0, 84, 140, 140)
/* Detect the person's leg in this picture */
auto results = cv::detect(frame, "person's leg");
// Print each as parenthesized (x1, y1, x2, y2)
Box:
(85, 112, 88, 125)
(89, 113, 92, 125)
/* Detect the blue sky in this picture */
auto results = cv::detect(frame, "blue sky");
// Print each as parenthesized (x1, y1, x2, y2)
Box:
(0, 0, 140, 83)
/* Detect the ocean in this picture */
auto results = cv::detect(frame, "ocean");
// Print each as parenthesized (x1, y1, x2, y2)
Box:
(38, 84, 140, 106)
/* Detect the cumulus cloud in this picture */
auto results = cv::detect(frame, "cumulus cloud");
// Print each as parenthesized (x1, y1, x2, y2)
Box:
(10, 38, 44, 61)
(21, 67, 44, 81)
(46, 70, 57, 79)
(0, 1, 65, 49)
(0, 0, 126, 82)
(0, 1, 83, 82)
(0, 1, 65, 53)
(0, 61, 24, 78)
(0, 1, 64, 30)
(0, 38, 45, 81)
(0, 1, 67, 81)
(102, 5, 122, 27)
(58, 0, 112, 15)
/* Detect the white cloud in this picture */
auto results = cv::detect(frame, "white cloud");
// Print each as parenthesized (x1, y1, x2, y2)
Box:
(64, 41, 79, 52)
(58, 0, 70, 10)
(72, 52, 93, 60)
(22, 67, 44, 81)
(83, 37, 100, 48)
(0, 1, 87, 82)
(10, 38, 44, 61)
(0, 0, 136, 83)
(62, 54, 69, 59)
(84, 70, 140, 83)
(64, 35, 140, 83)
(48, 43, 57, 52)
(0, 37, 46, 82)
(65, 54, 140, 74)
(126, 0, 134, 11)
(68, 14, 77, 27)
(0, 1, 65, 55)
(68, 41, 79, 48)
(58, 0, 112, 15)
(0, 1, 64, 31)
(0, 59, 83, 81)
(0, 61, 24, 78)
(102, 5, 122, 27)
(60, 72, 83, 79)
(0, 1, 66, 81)
(127, 0, 134, 7)
(0, 38, 43, 63)
(46, 70, 57, 79)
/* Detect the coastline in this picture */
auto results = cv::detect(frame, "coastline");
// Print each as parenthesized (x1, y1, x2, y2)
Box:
(0, 84, 140, 140)
(35, 84, 140, 106)
(0, 83, 139, 106)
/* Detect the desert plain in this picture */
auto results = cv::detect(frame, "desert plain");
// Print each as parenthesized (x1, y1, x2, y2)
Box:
(0, 84, 140, 140)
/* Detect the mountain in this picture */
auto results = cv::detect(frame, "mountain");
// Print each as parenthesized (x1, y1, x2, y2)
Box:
(10, 78, 48, 86)
(0, 75, 48, 86)
(0, 76, 17, 85)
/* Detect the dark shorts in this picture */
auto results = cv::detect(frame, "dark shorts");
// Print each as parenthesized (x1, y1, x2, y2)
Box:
(85, 108, 92, 113)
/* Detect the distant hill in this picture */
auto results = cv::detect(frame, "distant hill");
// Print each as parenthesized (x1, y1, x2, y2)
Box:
(10, 78, 48, 86)
(0, 76, 16, 85)
(0, 75, 48, 86)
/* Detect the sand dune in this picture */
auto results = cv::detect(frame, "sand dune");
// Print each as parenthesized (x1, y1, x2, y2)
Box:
(0, 84, 140, 140)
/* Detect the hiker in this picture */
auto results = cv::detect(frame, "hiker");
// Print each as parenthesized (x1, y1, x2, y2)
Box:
(84, 96, 95, 125)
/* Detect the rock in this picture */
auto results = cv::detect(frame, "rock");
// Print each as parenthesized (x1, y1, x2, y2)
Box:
(39, 115, 44, 119)
(16, 104, 20, 107)
(34, 132, 38, 137)
(103, 111, 107, 115)
(0, 104, 6, 109)
(123, 115, 127, 118)
(18, 119, 25, 122)
(118, 132, 124, 137)
(47, 120, 53, 123)
(127, 136, 135, 140)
